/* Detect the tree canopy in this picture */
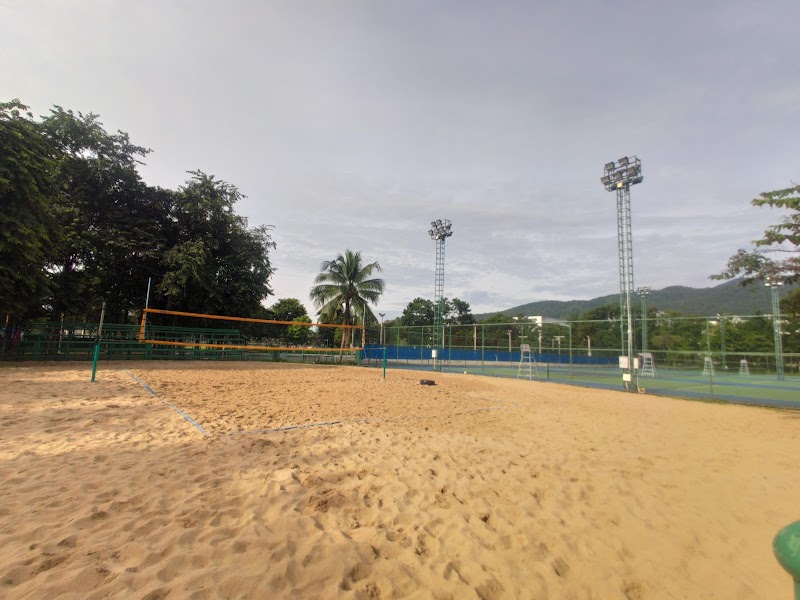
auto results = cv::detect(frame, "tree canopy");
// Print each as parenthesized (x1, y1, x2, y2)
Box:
(399, 298, 434, 327)
(310, 250, 385, 350)
(713, 181, 800, 284)
(0, 100, 59, 318)
(0, 99, 276, 324)
(158, 171, 275, 317)
(268, 298, 309, 322)
(399, 297, 474, 327)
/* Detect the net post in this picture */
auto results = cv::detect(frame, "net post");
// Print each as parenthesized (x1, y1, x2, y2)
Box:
(138, 308, 148, 343)
(91, 302, 106, 383)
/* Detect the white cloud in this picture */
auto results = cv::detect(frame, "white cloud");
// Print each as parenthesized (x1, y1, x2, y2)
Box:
(3, 0, 798, 319)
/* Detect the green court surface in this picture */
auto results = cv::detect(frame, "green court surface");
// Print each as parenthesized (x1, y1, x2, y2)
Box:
(423, 362, 800, 409)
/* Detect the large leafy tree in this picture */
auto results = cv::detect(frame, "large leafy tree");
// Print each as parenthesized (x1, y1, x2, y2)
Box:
(713, 181, 800, 284)
(40, 105, 165, 322)
(157, 171, 275, 318)
(400, 296, 473, 327)
(1, 100, 278, 326)
(0, 100, 60, 320)
(252, 298, 310, 342)
(400, 297, 434, 327)
(287, 315, 312, 346)
(568, 303, 620, 354)
(448, 298, 475, 325)
(309, 250, 384, 350)
(269, 298, 308, 322)
(780, 289, 800, 353)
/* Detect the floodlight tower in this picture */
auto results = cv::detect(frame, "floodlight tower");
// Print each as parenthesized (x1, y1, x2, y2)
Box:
(428, 219, 453, 370)
(601, 156, 643, 390)
(765, 277, 785, 381)
(637, 286, 651, 353)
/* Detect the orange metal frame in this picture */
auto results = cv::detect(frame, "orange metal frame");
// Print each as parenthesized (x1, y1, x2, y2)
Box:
(138, 307, 365, 352)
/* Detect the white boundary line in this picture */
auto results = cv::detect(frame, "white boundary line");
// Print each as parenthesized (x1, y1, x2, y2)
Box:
(126, 370, 209, 436)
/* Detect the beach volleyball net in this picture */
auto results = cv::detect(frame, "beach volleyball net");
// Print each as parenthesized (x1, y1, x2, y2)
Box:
(138, 308, 365, 355)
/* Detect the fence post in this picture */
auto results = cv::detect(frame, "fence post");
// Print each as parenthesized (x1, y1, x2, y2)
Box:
(481, 324, 485, 374)
(569, 323, 573, 383)
(706, 318, 713, 395)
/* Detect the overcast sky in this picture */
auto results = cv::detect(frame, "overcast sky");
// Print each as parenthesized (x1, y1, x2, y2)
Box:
(3, 0, 799, 318)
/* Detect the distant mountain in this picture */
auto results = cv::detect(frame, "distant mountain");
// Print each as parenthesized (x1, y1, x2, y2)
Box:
(477, 279, 795, 320)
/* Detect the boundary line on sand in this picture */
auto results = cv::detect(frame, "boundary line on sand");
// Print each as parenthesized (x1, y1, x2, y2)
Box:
(223, 418, 376, 436)
(125, 370, 209, 436)
(222, 406, 504, 437)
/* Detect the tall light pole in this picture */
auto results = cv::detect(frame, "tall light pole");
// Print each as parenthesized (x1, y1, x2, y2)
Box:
(765, 277, 784, 381)
(602, 156, 643, 390)
(379, 312, 385, 346)
(428, 219, 453, 370)
(637, 286, 651, 353)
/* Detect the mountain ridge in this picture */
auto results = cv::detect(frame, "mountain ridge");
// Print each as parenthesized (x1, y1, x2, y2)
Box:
(476, 279, 794, 320)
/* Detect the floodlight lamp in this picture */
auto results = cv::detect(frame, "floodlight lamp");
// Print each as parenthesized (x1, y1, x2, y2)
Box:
(618, 157, 629, 166)
(428, 229, 434, 237)
(605, 161, 615, 172)
(626, 166, 638, 177)
(436, 219, 443, 227)
(601, 175, 611, 185)
(431, 221, 437, 228)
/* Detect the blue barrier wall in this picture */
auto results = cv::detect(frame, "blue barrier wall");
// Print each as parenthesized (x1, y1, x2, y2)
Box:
(362, 345, 616, 366)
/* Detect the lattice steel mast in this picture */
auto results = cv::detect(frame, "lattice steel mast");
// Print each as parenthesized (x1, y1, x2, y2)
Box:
(428, 219, 453, 370)
(601, 157, 643, 390)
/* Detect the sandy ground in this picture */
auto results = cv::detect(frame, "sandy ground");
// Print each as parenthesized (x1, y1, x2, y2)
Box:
(0, 362, 797, 600)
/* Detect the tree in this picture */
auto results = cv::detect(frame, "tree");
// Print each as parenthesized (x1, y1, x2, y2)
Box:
(39, 105, 164, 322)
(1, 101, 278, 326)
(287, 315, 312, 346)
(309, 250, 384, 352)
(448, 298, 475, 325)
(158, 171, 276, 318)
(713, 181, 800, 284)
(569, 303, 620, 355)
(269, 298, 308, 322)
(400, 298, 434, 327)
(255, 298, 310, 342)
(780, 289, 800, 354)
(0, 100, 60, 320)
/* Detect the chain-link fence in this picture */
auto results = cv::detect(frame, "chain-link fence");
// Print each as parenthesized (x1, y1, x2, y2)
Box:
(361, 316, 799, 409)
(3, 316, 798, 408)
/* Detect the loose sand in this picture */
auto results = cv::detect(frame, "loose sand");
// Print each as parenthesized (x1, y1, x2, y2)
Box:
(0, 361, 796, 599)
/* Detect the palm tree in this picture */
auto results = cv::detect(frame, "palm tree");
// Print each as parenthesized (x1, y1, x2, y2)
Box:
(310, 250, 385, 354)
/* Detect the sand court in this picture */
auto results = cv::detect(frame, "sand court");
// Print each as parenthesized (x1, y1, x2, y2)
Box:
(0, 361, 797, 599)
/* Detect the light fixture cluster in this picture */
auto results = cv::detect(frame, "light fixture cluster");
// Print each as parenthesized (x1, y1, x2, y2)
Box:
(601, 156, 643, 191)
(764, 276, 784, 288)
(428, 219, 453, 240)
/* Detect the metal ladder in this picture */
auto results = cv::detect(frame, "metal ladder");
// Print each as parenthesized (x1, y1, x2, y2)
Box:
(517, 344, 538, 380)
